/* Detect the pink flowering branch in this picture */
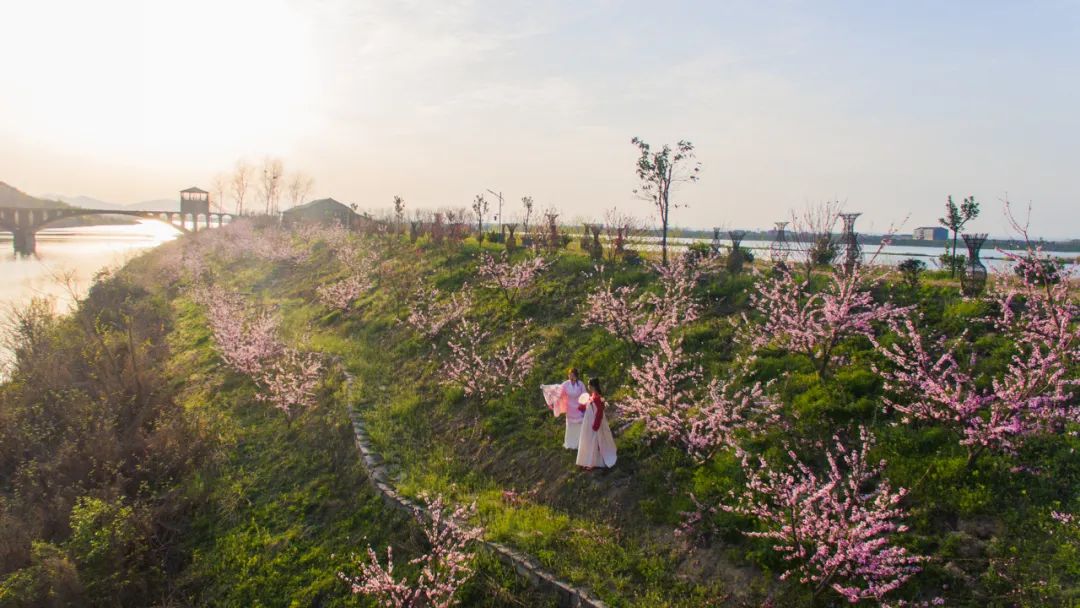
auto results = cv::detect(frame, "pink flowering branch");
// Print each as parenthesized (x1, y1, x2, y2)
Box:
(442, 318, 536, 401)
(721, 428, 925, 604)
(317, 273, 374, 312)
(477, 252, 549, 306)
(193, 284, 284, 376)
(255, 347, 324, 417)
(621, 339, 781, 463)
(406, 285, 473, 339)
(340, 494, 483, 608)
(873, 250, 1077, 463)
(744, 265, 907, 377)
(193, 284, 323, 418)
(582, 255, 702, 349)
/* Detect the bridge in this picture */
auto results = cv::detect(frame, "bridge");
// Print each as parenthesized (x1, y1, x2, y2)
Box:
(0, 206, 233, 255)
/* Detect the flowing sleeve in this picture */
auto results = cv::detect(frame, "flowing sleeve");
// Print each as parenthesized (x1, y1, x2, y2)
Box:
(541, 384, 565, 417)
(592, 395, 605, 431)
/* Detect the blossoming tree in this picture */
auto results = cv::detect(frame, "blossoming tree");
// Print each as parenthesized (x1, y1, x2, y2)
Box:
(721, 428, 925, 604)
(621, 339, 780, 462)
(872, 250, 1078, 464)
(743, 265, 907, 377)
(442, 318, 536, 401)
(405, 285, 473, 339)
(476, 252, 549, 306)
(341, 494, 483, 608)
(582, 255, 703, 350)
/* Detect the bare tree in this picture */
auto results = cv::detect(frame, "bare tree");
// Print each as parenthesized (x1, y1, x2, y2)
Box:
(789, 200, 843, 280)
(230, 160, 253, 216)
(259, 157, 285, 215)
(471, 194, 489, 243)
(521, 196, 534, 240)
(631, 137, 700, 265)
(393, 196, 406, 226)
(286, 172, 315, 209)
(603, 207, 645, 261)
(211, 173, 228, 213)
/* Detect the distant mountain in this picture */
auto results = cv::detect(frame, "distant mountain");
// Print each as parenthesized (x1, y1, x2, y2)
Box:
(1, 182, 135, 227)
(40, 193, 128, 211)
(1, 182, 68, 208)
(125, 198, 180, 212)
(41, 193, 180, 212)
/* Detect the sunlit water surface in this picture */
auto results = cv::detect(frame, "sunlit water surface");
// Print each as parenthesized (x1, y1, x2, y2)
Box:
(0, 220, 180, 375)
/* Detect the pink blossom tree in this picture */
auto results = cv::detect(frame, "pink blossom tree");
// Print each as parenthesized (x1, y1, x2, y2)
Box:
(743, 265, 907, 377)
(621, 339, 781, 462)
(721, 428, 925, 604)
(194, 284, 284, 376)
(317, 273, 374, 312)
(582, 255, 702, 349)
(476, 252, 549, 306)
(442, 318, 536, 401)
(405, 286, 473, 339)
(341, 494, 483, 608)
(255, 347, 324, 417)
(872, 257, 1077, 464)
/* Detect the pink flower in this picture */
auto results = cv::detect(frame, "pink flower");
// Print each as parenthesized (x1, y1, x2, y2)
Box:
(340, 494, 483, 607)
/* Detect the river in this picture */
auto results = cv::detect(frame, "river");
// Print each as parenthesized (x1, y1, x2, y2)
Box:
(0, 220, 180, 373)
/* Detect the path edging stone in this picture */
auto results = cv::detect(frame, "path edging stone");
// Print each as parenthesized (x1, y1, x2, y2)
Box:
(344, 404, 608, 608)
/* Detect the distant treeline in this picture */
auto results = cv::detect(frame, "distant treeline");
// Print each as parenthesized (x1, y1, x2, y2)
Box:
(664, 227, 1080, 252)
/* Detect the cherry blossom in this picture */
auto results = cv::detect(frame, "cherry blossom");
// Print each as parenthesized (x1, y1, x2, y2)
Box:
(406, 286, 473, 338)
(341, 494, 483, 608)
(476, 252, 549, 306)
(582, 255, 702, 349)
(621, 339, 780, 462)
(442, 318, 536, 400)
(744, 265, 907, 376)
(872, 250, 1078, 460)
(721, 428, 924, 604)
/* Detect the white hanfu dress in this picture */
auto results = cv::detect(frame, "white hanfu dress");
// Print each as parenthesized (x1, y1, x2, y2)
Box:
(575, 392, 617, 468)
(541, 381, 588, 449)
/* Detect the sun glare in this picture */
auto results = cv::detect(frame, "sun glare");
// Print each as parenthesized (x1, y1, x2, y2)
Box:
(2, 0, 322, 166)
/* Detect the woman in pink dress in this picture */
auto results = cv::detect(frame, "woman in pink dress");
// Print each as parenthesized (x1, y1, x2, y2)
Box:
(576, 378, 617, 470)
(541, 368, 587, 449)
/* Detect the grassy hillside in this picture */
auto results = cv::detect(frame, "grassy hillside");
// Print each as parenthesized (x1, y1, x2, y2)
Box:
(153, 220, 1077, 607)
(0, 239, 555, 606)
(2, 218, 1076, 607)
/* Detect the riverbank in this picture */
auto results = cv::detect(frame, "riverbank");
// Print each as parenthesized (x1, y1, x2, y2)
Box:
(2, 221, 1076, 606)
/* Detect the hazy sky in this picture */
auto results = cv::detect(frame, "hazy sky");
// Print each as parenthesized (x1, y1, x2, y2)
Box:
(2, 1, 1078, 237)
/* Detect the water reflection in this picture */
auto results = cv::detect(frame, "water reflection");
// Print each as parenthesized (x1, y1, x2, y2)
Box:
(0, 220, 180, 374)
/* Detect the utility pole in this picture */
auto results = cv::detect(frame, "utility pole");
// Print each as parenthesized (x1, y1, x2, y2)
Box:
(486, 189, 504, 237)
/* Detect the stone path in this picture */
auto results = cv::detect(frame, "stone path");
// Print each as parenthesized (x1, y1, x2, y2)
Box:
(346, 408, 609, 608)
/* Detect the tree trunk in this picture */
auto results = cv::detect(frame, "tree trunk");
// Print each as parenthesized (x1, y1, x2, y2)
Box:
(951, 231, 959, 278)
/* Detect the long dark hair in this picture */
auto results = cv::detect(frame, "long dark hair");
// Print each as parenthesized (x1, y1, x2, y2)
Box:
(588, 377, 602, 395)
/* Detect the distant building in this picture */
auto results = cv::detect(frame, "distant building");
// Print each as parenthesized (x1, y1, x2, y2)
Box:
(912, 226, 948, 241)
(281, 197, 356, 226)
(180, 187, 210, 215)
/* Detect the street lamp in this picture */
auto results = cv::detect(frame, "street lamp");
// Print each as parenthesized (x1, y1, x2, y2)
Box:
(486, 189, 504, 235)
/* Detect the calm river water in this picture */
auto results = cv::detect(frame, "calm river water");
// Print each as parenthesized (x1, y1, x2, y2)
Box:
(0, 220, 179, 373)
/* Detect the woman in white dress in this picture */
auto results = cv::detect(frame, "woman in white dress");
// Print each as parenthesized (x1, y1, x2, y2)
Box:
(541, 368, 588, 449)
(576, 377, 617, 470)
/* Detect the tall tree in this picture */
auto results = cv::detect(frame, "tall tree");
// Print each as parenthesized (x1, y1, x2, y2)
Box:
(521, 196, 534, 238)
(630, 137, 700, 265)
(211, 173, 228, 213)
(259, 157, 285, 215)
(471, 194, 488, 243)
(286, 172, 314, 209)
(230, 160, 253, 216)
(938, 195, 980, 277)
(393, 195, 405, 226)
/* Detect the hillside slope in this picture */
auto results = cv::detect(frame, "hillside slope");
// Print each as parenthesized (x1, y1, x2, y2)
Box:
(159, 220, 1078, 607)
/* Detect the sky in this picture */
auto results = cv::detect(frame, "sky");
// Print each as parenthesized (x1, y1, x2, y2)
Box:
(2, 0, 1079, 238)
